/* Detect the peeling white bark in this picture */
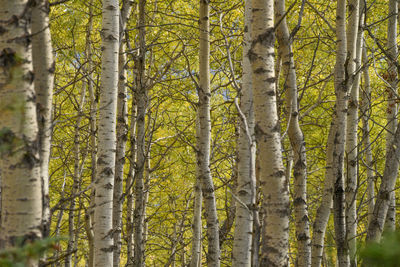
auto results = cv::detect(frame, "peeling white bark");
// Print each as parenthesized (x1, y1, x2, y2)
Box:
(275, 0, 311, 265)
(0, 1, 42, 262)
(232, 0, 256, 265)
(249, 0, 289, 265)
(196, 1, 221, 266)
(93, 0, 119, 265)
(344, 1, 361, 265)
(31, 0, 54, 238)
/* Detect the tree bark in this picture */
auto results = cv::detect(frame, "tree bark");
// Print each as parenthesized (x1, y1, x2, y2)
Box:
(189, 176, 202, 267)
(367, 123, 400, 241)
(232, 0, 256, 265)
(66, 85, 86, 267)
(83, 3, 96, 266)
(126, 98, 137, 267)
(190, 116, 203, 267)
(367, 0, 400, 242)
(93, 0, 119, 265)
(196, 1, 221, 266)
(311, 2, 351, 264)
(332, 1, 350, 265)
(249, 0, 290, 265)
(275, 0, 311, 265)
(383, 0, 398, 233)
(361, 42, 375, 226)
(197, 1, 221, 266)
(31, 0, 54, 239)
(311, 117, 335, 267)
(0, 0, 42, 263)
(344, 1, 361, 265)
(86, 15, 96, 266)
(133, 0, 148, 266)
(113, 1, 133, 265)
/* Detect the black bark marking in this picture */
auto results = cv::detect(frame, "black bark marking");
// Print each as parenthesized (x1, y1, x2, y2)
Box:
(22, 151, 39, 169)
(101, 167, 114, 176)
(0, 26, 7, 35)
(103, 182, 113, 189)
(48, 61, 56, 74)
(254, 67, 266, 74)
(106, 34, 118, 41)
(297, 233, 309, 241)
(293, 197, 306, 206)
(24, 70, 35, 84)
(100, 246, 114, 252)
(254, 28, 275, 47)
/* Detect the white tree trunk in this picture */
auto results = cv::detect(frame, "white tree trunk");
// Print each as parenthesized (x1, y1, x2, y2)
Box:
(86, 11, 96, 265)
(367, 124, 400, 241)
(367, 0, 399, 242)
(93, 0, 119, 265)
(275, 0, 311, 265)
(249, 0, 289, 265)
(190, 116, 203, 267)
(66, 86, 86, 267)
(133, 1, 147, 266)
(112, 1, 133, 265)
(112, 43, 128, 267)
(126, 99, 137, 267)
(311, 2, 350, 266)
(332, 0, 350, 265)
(31, 0, 54, 238)
(344, 1, 361, 265)
(361, 43, 375, 225)
(383, 0, 398, 233)
(197, 1, 221, 266)
(232, 0, 256, 265)
(311, 117, 335, 267)
(0, 0, 42, 261)
(190, 176, 202, 267)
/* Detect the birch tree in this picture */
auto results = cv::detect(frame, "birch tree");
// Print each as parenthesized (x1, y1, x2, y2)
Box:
(367, 121, 400, 242)
(197, 0, 220, 267)
(383, 0, 397, 232)
(85, 4, 96, 265)
(93, 0, 119, 265)
(190, 176, 202, 267)
(367, 0, 400, 242)
(344, 0, 361, 265)
(190, 114, 203, 267)
(332, 0, 350, 265)
(275, 0, 311, 265)
(126, 96, 137, 266)
(196, 0, 221, 265)
(133, 0, 148, 265)
(249, 0, 289, 265)
(232, 0, 256, 265)
(31, 0, 54, 238)
(361, 42, 375, 225)
(311, 1, 350, 265)
(112, 1, 133, 265)
(66, 86, 86, 267)
(0, 0, 42, 261)
(311, 116, 336, 267)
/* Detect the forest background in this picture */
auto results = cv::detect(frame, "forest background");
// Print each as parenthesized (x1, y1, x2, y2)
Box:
(1, 0, 400, 266)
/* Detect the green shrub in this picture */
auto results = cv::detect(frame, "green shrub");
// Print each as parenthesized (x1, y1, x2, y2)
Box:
(360, 231, 400, 267)
(0, 237, 64, 267)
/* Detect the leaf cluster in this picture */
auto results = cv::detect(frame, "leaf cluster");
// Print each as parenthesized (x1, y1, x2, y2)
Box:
(360, 231, 400, 267)
(0, 237, 65, 267)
